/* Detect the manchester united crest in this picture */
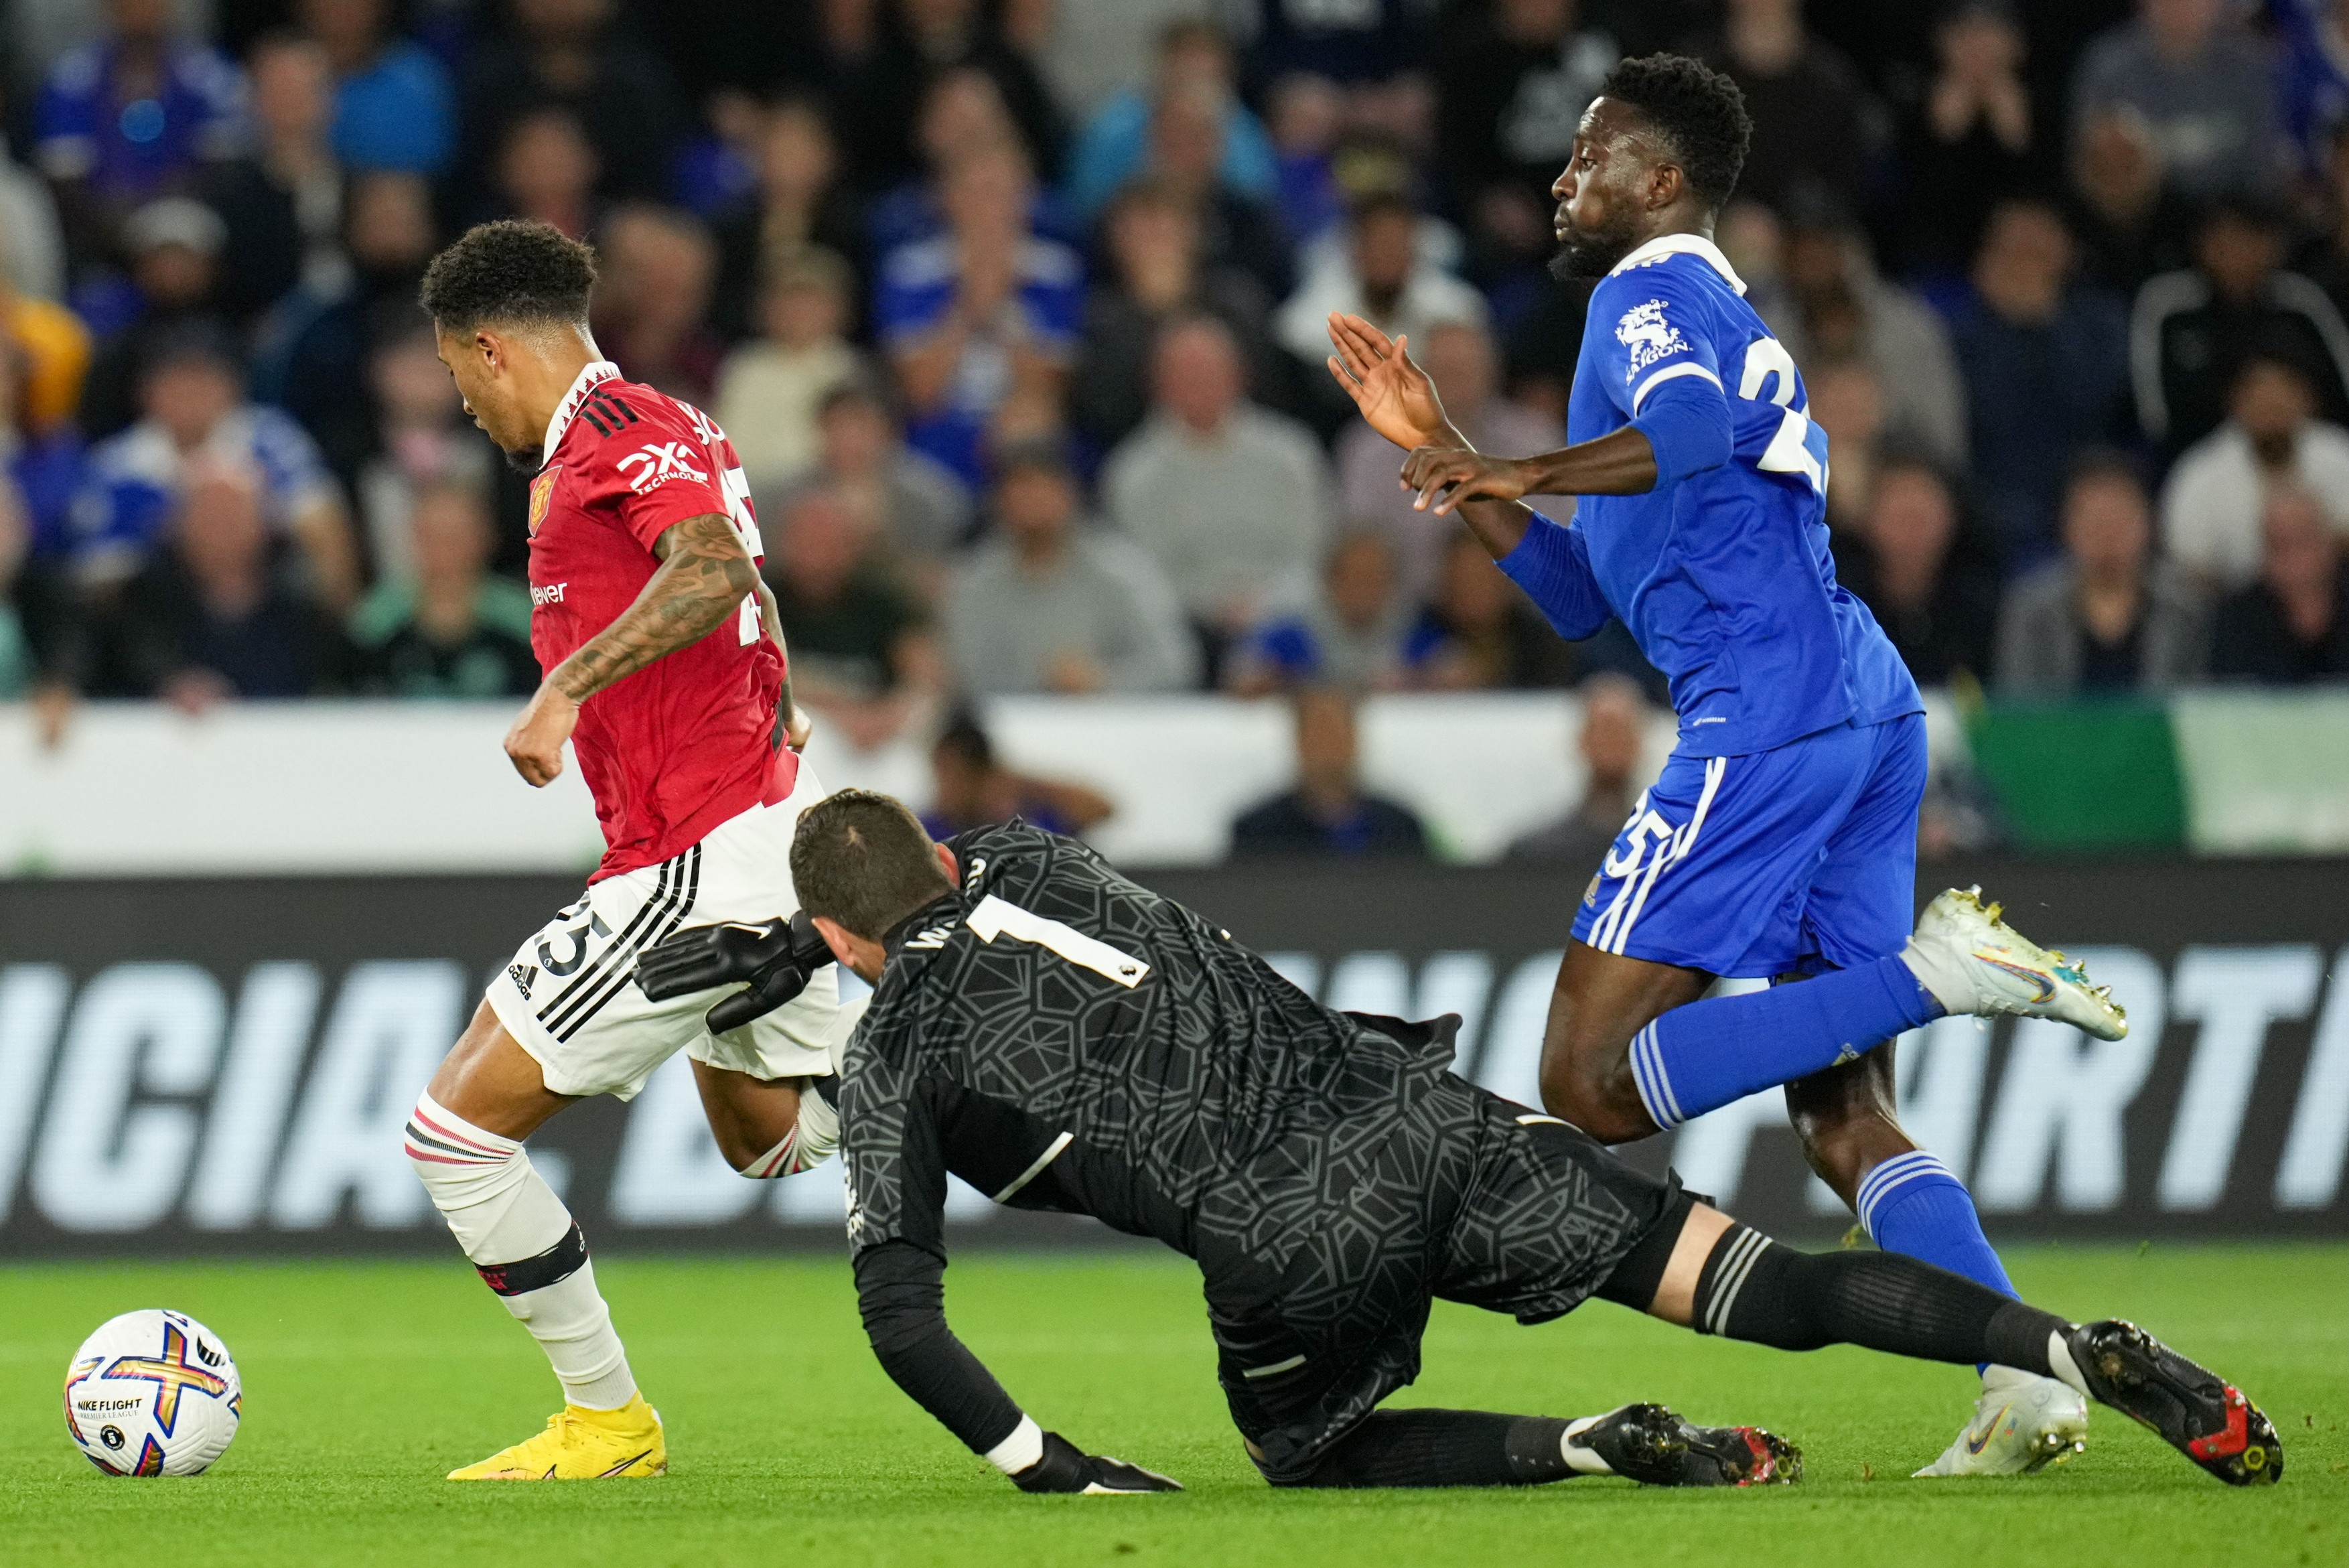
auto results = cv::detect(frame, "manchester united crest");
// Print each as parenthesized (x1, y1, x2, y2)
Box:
(528, 466, 561, 535)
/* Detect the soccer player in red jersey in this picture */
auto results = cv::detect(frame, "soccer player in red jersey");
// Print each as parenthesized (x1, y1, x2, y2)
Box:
(403, 222, 855, 1480)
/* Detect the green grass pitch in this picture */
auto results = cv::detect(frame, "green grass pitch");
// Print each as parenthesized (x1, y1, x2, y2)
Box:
(2, 1244, 2342, 1567)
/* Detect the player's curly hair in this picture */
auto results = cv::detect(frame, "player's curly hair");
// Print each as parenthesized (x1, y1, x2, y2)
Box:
(1599, 54, 1753, 213)
(419, 220, 597, 333)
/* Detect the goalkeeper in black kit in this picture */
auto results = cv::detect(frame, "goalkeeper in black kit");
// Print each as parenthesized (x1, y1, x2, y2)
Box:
(635, 790, 2281, 1496)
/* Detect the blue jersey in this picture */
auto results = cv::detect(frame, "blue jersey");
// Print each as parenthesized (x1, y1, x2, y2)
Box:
(1499, 234, 1919, 756)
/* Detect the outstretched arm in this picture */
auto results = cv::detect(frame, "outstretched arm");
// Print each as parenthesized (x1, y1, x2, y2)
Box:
(1323, 311, 1546, 560)
(1398, 429, 1660, 517)
(504, 512, 756, 786)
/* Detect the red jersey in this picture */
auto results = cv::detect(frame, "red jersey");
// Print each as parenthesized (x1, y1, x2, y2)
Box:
(527, 362, 795, 881)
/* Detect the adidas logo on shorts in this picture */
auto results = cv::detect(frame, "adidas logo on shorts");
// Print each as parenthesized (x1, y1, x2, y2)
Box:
(508, 963, 539, 1000)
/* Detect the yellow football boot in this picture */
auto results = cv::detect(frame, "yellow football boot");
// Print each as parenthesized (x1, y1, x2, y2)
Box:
(446, 1393, 666, 1480)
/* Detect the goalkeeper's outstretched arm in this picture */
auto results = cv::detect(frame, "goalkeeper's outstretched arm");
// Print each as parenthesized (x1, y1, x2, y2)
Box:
(847, 1080, 1179, 1494)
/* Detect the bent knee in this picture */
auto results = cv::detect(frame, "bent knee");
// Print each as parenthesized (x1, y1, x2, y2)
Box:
(1538, 1041, 1652, 1143)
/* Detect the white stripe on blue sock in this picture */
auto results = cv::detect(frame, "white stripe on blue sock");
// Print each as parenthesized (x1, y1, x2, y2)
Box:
(1856, 1151, 1954, 1238)
(1628, 1022, 1685, 1131)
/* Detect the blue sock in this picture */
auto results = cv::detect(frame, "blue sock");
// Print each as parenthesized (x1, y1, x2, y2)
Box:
(1626, 954, 1942, 1131)
(1860, 1153, 2017, 1373)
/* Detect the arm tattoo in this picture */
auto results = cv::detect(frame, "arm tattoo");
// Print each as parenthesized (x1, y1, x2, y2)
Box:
(547, 513, 756, 703)
(754, 574, 800, 751)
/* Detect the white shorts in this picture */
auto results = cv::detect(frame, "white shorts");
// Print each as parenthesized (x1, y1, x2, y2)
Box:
(486, 766, 853, 1100)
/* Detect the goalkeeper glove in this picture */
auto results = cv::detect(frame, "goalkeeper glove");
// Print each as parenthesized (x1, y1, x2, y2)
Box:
(1009, 1431, 1182, 1495)
(634, 910, 834, 1033)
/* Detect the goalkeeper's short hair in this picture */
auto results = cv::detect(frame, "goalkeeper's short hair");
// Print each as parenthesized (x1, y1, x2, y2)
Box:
(791, 790, 954, 940)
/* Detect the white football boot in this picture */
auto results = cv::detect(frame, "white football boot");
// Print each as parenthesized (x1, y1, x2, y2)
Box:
(1900, 887, 2127, 1040)
(1916, 1366, 2090, 1478)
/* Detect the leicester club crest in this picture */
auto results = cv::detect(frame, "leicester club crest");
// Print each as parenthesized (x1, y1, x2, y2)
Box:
(528, 466, 561, 535)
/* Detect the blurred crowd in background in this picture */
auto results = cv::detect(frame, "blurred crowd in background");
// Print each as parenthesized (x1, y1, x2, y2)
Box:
(5, 0, 2349, 832)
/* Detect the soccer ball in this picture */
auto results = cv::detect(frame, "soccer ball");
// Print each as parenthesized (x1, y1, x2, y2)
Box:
(63, 1309, 242, 1476)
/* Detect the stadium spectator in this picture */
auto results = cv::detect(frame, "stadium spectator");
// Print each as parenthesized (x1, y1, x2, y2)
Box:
(2066, 106, 2195, 295)
(1228, 0, 1434, 90)
(1229, 685, 1428, 861)
(1503, 672, 1650, 869)
(710, 94, 867, 343)
(1070, 178, 1279, 452)
(2070, 0, 2284, 200)
(484, 106, 598, 239)
(1226, 530, 1411, 696)
(455, 0, 686, 207)
(1140, 74, 1295, 299)
(712, 249, 861, 494)
(867, 66, 1063, 257)
(2161, 354, 2349, 592)
(203, 31, 346, 326)
(0, 117, 67, 303)
(77, 196, 229, 441)
(1804, 357, 1888, 531)
(591, 205, 723, 404)
(1103, 314, 1330, 676)
(806, 379, 971, 597)
(1692, 0, 1873, 218)
(1895, 1, 2050, 276)
(1333, 319, 1558, 603)
(876, 141, 1082, 490)
(0, 233, 92, 439)
(1773, 204, 1967, 469)
(2274, 0, 2349, 181)
(88, 457, 336, 703)
(1949, 198, 2130, 563)
(1265, 71, 1346, 248)
(352, 312, 496, 584)
(1404, 532, 1579, 691)
(1437, 0, 1618, 268)
(74, 326, 358, 612)
(921, 706, 1115, 840)
(839, 0, 1068, 192)
(297, 0, 455, 175)
(2131, 196, 2349, 457)
(2208, 487, 2349, 683)
(255, 170, 439, 491)
(344, 481, 536, 699)
(944, 441, 1194, 695)
(1063, 18, 1277, 222)
(764, 488, 942, 753)
(1275, 194, 1487, 372)
(1833, 450, 2003, 689)
(1995, 452, 2208, 694)
(33, 0, 246, 261)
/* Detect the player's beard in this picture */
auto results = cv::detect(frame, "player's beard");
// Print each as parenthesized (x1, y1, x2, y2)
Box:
(1550, 205, 1641, 281)
(501, 441, 544, 477)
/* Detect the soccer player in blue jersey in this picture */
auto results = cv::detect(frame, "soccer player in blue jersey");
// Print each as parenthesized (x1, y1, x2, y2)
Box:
(1327, 54, 2131, 1478)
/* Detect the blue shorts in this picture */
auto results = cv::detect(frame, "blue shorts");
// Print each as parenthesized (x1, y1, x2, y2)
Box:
(1571, 714, 1926, 979)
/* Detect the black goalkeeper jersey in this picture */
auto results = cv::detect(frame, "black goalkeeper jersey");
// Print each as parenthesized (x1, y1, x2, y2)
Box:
(839, 818, 1462, 1455)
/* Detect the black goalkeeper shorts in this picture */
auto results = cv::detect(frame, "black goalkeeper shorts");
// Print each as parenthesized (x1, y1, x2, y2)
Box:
(1211, 1073, 1684, 1484)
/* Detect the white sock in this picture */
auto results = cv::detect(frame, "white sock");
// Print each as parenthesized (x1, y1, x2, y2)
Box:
(734, 1081, 841, 1178)
(1559, 1412, 1615, 1475)
(405, 1091, 640, 1411)
(2044, 1329, 2090, 1400)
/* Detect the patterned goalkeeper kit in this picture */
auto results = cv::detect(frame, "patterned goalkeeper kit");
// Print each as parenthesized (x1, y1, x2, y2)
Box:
(839, 821, 1683, 1480)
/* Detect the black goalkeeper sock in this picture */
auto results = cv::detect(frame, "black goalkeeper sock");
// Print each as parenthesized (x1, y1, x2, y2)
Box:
(1689, 1223, 2070, 1374)
(1279, 1409, 1573, 1489)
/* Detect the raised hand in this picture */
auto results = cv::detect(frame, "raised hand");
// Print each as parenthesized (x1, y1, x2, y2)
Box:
(1399, 446, 1530, 515)
(1324, 312, 1460, 452)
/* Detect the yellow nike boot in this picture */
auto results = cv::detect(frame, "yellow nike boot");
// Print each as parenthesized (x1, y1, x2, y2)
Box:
(446, 1393, 666, 1480)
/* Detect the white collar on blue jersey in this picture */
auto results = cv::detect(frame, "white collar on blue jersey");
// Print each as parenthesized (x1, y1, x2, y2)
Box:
(1608, 232, 1748, 296)
(541, 359, 624, 468)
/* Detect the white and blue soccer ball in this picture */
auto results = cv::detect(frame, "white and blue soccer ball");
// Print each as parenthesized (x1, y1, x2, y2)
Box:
(63, 1309, 242, 1476)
